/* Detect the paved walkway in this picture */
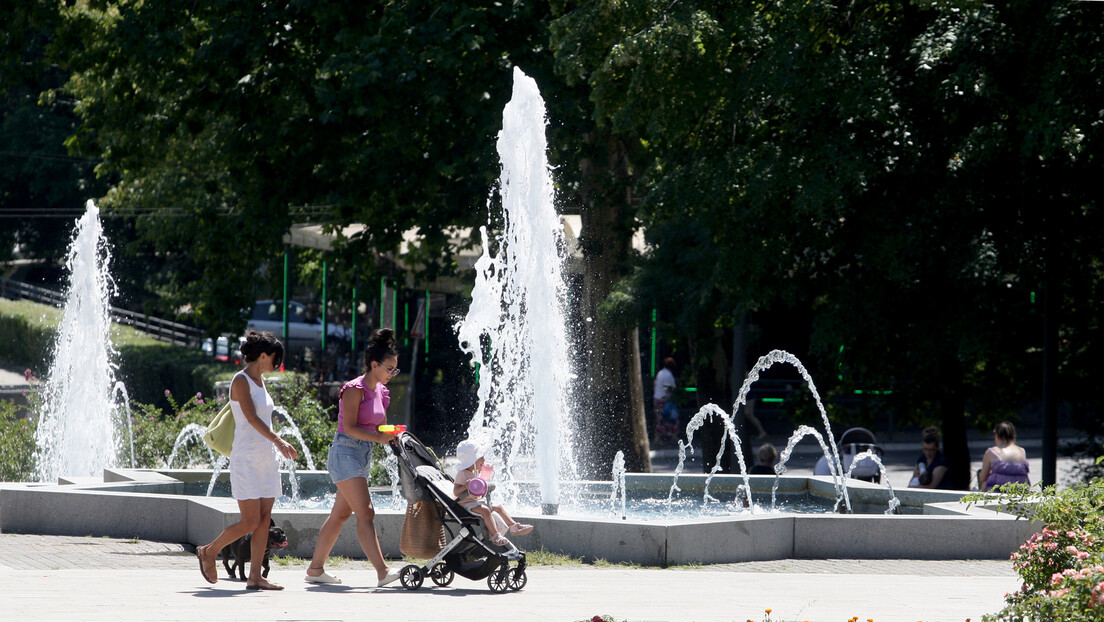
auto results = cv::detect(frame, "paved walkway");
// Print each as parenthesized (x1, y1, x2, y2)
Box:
(0, 533, 1017, 621)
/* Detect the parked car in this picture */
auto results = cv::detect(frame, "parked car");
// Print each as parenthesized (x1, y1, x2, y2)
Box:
(246, 300, 347, 347)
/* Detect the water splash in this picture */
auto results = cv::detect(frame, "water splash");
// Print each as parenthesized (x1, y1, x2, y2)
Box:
(33, 201, 121, 482)
(455, 67, 577, 510)
(609, 450, 627, 520)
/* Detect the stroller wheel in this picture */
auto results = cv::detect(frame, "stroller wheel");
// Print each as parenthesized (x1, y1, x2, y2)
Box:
(487, 564, 511, 593)
(399, 564, 423, 591)
(430, 563, 454, 587)
(508, 567, 527, 591)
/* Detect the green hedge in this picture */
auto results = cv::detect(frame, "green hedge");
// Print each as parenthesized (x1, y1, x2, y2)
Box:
(0, 298, 235, 408)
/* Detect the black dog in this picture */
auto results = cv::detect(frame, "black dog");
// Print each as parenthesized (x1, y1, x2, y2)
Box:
(220, 519, 289, 580)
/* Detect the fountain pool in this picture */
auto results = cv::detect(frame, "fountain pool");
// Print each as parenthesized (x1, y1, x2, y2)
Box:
(0, 469, 1039, 566)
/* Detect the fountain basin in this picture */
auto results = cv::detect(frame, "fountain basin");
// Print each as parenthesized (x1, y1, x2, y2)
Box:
(0, 470, 1039, 567)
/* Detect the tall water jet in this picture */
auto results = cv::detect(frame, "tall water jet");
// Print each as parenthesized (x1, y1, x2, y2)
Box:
(455, 67, 577, 514)
(33, 200, 121, 482)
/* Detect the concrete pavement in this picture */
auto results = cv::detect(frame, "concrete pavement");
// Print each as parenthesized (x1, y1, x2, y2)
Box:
(0, 533, 1017, 621)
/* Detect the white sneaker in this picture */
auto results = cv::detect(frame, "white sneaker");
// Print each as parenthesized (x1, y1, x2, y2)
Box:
(377, 567, 402, 587)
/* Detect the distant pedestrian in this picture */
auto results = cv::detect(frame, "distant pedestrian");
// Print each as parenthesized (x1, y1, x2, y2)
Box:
(652, 357, 679, 446)
(908, 426, 951, 489)
(196, 330, 298, 590)
(749, 443, 778, 475)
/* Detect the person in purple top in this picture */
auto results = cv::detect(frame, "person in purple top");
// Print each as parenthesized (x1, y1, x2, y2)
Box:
(304, 328, 403, 588)
(978, 420, 1030, 492)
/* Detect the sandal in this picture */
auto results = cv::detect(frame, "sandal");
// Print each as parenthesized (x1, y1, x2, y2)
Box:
(491, 533, 511, 547)
(509, 523, 533, 536)
(246, 580, 284, 591)
(196, 545, 217, 584)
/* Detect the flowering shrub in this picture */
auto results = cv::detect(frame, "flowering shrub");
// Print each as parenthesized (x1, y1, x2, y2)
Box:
(966, 478, 1104, 621)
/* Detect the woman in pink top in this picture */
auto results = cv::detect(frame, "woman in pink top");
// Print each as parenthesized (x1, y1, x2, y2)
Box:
(304, 329, 403, 587)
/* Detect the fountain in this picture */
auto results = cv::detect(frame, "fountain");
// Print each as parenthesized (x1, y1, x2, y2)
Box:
(0, 73, 1042, 568)
(455, 66, 577, 515)
(32, 200, 123, 482)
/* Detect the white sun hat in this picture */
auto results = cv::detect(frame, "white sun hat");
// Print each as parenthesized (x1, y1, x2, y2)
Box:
(455, 439, 484, 471)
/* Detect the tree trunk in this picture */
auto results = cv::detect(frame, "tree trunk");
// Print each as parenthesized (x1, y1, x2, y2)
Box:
(576, 132, 651, 476)
(938, 367, 972, 490)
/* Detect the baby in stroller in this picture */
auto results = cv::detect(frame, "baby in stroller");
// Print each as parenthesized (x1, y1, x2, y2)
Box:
(453, 439, 534, 547)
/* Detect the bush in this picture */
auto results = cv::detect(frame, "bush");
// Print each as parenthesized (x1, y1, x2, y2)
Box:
(967, 479, 1104, 620)
(0, 400, 36, 481)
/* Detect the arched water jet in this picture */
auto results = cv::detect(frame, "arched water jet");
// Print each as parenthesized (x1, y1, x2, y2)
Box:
(770, 425, 841, 509)
(166, 424, 217, 468)
(730, 350, 851, 512)
(846, 450, 901, 515)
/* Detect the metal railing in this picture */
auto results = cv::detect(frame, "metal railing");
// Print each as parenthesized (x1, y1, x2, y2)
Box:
(1, 277, 205, 348)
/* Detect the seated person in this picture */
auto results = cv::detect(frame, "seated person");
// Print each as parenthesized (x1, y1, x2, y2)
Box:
(908, 426, 951, 489)
(978, 421, 1030, 492)
(749, 443, 778, 475)
(453, 439, 533, 547)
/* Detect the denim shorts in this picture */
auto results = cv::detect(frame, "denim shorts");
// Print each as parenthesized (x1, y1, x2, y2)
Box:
(327, 433, 374, 484)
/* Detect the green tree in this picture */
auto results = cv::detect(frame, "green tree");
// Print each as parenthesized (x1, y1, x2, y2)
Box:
(552, 0, 1104, 485)
(0, 0, 105, 272)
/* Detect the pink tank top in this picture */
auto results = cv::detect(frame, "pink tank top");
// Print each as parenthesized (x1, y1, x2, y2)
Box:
(337, 375, 390, 434)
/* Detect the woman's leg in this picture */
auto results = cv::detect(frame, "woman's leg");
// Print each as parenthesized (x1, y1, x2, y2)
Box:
(196, 498, 264, 583)
(306, 489, 353, 577)
(334, 477, 392, 580)
(246, 498, 278, 588)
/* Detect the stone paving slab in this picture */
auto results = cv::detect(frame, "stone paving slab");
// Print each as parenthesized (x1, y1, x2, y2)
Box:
(0, 534, 1018, 621)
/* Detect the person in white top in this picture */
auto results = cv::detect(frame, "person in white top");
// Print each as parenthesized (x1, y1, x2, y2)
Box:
(196, 330, 298, 590)
(652, 357, 679, 446)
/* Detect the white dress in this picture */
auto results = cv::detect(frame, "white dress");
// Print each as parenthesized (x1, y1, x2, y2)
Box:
(229, 371, 282, 500)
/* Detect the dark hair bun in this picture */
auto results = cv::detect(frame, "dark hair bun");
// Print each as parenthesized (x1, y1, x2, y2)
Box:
(240, 330, 284, 367)
(363, 328, 399, 370)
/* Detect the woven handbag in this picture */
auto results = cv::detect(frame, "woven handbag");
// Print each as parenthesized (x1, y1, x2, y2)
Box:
(399, 501, 446, 559)
(202, 402, 234, 457)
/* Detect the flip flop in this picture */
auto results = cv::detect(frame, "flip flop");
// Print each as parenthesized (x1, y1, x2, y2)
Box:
(246, 581, 284, 591)
(196, 545, 217, 584)
(304, 570, 342, 585)
(509, 523, 533, 536)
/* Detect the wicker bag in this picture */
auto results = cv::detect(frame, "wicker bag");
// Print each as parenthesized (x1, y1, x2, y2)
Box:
(400, 501, 446, 559)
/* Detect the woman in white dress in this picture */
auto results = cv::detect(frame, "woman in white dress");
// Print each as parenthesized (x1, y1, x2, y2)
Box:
(196, 330, 298, 590)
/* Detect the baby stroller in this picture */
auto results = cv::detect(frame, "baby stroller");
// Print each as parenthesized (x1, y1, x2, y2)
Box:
(838, 427, 885, 483)
(389, 431, 527, 593)
(813, 427, 885, 482)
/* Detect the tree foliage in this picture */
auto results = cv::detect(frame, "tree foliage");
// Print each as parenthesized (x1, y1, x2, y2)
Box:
(56, 0, 568, 332)
(552, 0, 1104, 481)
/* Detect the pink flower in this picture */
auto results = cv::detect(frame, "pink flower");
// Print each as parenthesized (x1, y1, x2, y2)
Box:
(165, 389, 171, 396)
(196, 392, 203, 399)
